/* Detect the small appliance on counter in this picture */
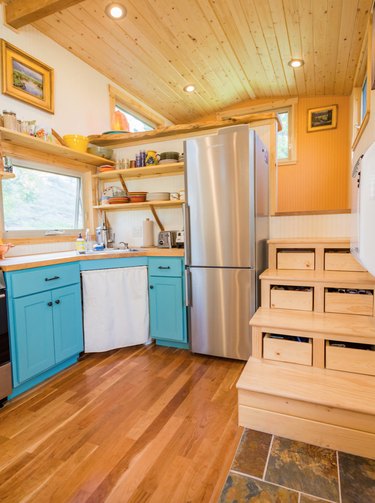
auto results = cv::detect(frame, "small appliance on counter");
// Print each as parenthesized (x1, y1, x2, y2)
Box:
(176, 230, 184, 248)
(158, 231, 177, 248)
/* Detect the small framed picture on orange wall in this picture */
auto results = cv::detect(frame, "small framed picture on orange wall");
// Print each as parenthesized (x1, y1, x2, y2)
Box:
(307, 105, 337, 133)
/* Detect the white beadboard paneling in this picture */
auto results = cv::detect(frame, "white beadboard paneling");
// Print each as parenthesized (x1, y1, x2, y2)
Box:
(7, 241, 75, 257)
(270, 214, 351, 238)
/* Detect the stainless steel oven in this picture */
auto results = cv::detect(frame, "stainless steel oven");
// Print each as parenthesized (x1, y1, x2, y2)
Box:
(0, 272, 12, 405)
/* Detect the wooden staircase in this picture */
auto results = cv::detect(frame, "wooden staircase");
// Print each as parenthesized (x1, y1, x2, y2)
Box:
(237, 238, 375, 459)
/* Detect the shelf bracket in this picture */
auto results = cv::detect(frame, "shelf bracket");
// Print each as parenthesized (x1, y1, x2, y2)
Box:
(118, 174, 129, 194)
(150, 205, 165, 232)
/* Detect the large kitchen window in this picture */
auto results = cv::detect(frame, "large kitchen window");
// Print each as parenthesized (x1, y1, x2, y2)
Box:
(1, 163, 83, 236)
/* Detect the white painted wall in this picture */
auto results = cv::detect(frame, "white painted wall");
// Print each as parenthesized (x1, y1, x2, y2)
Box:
(270, 214, 350, 239)
(1, 9, 117, 135)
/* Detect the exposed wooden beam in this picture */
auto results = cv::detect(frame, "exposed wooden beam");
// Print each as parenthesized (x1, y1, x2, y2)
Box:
(5, 0, 85, 29)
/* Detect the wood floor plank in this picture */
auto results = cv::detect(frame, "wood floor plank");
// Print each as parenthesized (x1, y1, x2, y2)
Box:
(0, 345, 244, 502)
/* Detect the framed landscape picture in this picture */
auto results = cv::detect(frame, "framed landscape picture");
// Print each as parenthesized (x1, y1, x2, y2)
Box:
(1, 40, 54, 113)
(307, 105, 337, 132)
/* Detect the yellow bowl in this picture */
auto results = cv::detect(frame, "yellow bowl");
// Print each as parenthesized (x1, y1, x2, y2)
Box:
(63, 134, 89, 153)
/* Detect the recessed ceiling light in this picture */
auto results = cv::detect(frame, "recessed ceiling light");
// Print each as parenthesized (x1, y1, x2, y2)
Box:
(288, 59, 304, 68)
(105, 3, 127, 20)
(183, 84, 195, 93)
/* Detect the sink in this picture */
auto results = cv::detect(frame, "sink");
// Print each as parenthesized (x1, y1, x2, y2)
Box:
(89, 248, 140, 254)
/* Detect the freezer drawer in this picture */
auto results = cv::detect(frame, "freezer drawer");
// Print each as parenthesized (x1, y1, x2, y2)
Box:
(187, 267, 255, 360)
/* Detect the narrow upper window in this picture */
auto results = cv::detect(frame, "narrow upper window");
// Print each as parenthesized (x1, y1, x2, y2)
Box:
(277, 109, 290, 160)
(114, 104, 153, 133)
(2, 164, 83, 236)
(109, 84, 166, 133)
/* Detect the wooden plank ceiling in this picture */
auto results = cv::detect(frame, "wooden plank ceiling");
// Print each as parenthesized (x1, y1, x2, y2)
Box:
(31, 0, 372, 123)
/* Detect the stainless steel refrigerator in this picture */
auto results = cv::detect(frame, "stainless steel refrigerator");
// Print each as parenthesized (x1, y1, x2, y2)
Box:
(184, 125, 269, 360)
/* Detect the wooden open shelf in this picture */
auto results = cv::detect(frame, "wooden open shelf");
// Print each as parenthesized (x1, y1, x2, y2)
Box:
(0, 127, 115, 167)
(0, 171, 16, 179)
(93, 200, 184, 211)
(88, 112, 281, 148)
(93, 162, 184, 180)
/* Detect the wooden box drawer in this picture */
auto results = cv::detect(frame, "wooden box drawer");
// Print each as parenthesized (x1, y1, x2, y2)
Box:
(263, 334, 312, 365)
(270, 286, 313, 311)
(326, 341, 375, 376)
(148, 257, 183, 277)
(324, 250, 366, 272)
(8, 263, 80, 298)
(325, 289, 374, 316)
(277, 250, 315, 270)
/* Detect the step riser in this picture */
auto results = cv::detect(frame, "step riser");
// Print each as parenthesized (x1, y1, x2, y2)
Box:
(239, 405, 375, 460)
(238, 390, 375, 434)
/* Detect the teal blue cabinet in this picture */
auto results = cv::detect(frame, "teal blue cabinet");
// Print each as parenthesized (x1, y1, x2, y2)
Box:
(6, 263, 83, 398)
(148, 257, 188, 348)
(52, 284, 83, 364)
(13, 291, 55, 383)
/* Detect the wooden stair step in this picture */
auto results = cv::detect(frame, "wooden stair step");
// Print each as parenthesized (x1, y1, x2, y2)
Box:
(237, 357, 375, 415)
(251, 307, 375, 343)
(260, 268, 375, 285)
(237, 358, 375, 458)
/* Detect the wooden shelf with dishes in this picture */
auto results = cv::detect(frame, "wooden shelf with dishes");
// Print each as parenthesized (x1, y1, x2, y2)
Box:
(88, 112, 282, 148)
(93, 200, 184, 211)
(0, 127, 115, 168)
(93, 162, 184, 180)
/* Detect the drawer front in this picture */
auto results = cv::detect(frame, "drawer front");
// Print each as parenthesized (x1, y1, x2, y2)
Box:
(270, 288, 313, 311)
(8, 263, 80, 298)
(324, 251, 366, 272)
(325, 291, 374, 316)
(148, 257, 183, 277)
(326, 342, 375, 376)
(277, 251, 315, 270)
(263, 335, 312, 366)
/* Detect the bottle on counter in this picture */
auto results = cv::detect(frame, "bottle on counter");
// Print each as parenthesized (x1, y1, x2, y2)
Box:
(76, 233, 86, 254)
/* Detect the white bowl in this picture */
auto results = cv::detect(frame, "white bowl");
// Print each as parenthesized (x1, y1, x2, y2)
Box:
(146, 192, 170, 201)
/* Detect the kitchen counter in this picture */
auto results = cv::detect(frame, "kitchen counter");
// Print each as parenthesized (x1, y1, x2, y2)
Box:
(0, 248, 184, 272)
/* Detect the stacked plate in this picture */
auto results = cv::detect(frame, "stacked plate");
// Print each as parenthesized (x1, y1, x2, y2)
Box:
(146, 192, 170, 201)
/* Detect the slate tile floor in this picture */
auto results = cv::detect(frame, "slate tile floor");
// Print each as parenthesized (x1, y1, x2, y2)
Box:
(219, 429, 375, 503)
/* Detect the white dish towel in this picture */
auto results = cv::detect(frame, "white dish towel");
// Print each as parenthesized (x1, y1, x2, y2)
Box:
(82, 266, 149, 352)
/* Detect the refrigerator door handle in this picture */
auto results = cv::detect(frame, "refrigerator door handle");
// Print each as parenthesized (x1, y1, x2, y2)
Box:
(183, 203, 191, 265)
(185, 268, 192, 307)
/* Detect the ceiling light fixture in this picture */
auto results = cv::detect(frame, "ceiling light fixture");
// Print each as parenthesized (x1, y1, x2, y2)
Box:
(105, 3, 127, 20)
(183, 84, 195, 93)
(288, 59, 304, 68)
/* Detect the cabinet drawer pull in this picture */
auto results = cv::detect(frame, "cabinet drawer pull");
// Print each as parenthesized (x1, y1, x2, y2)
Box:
(158, 266, 170, 270)
(150, 285, 154, 289)
(47, 301, 53, 307)
(45, 276, 60, 282)
(55, 299, 61, 304)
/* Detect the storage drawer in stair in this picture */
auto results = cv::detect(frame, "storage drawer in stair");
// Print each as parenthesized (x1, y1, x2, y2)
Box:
(324, 249, 366, 272)
(277, 250, 315, 270)
(270, 286, 313, 311)
(263, 334, 312, 366)
(324, 288, 374, 316)
(326, 341, 375, 376)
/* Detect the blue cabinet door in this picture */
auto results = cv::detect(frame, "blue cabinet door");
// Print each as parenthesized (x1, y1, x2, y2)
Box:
(52, 284, 83, 364)
(12, 291, 55, 384)
(149, 276, 186, 342)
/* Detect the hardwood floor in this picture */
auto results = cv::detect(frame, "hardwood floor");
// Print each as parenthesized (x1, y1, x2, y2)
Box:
(0, 345, 244, 502)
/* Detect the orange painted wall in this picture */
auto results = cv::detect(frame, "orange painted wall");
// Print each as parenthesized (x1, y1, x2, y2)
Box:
(212, 94, 351, 214)
(277, 95, 350, 213)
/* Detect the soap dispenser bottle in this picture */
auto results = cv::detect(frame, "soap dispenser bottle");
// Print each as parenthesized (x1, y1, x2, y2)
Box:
(76, 233, 86, 254)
